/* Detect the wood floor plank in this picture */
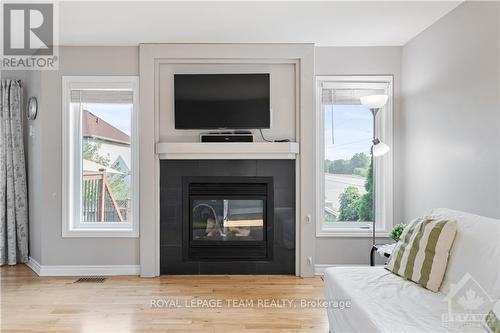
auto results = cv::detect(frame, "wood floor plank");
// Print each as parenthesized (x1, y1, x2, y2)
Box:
(1, 265, 328, 332)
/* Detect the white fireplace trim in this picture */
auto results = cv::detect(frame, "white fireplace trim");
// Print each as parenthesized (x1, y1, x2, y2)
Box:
(139, 43, 316, 277)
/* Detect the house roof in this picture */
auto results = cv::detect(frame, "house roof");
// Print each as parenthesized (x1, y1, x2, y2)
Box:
(83, 110, 130, 144)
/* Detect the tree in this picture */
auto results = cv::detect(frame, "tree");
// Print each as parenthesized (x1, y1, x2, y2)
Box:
(338, 186, 360, 221)
(83, 139, 130, 201)
(107, 171, 130, 201)
(337, 157, 374, 222)
(324, 159, 334, 174)
(357, 158, 373, 221)
(328, 152, 369, 175)
(353, 167, 368, 178)
(83, 140, 111, 167)
(349, 152, 369, 171)
(333, 159, 348, 174)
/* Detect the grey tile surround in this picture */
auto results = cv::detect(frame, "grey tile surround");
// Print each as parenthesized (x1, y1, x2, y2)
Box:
(160, 160, 295, 274)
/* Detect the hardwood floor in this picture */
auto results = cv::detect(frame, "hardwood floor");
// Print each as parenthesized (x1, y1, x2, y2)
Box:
(1, 265, 328, 332)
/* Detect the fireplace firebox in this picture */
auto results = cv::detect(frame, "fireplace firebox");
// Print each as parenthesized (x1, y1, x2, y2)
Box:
(183, 177, 273, 261)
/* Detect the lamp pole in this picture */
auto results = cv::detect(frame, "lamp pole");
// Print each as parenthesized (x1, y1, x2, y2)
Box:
(371, 108, 378, 247)
(360, 94, 389, 265)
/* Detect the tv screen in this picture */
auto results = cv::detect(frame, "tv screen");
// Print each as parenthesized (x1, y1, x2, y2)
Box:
(174, 73, 270, 129)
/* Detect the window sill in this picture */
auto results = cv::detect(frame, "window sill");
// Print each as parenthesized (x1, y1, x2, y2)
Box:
(62, 228, 139, 238)
(316, 228, 390, 238)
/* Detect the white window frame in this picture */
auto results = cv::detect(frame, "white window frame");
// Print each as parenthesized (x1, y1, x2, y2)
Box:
(315, 75, 393, 237)
(62, 76, 140, 237)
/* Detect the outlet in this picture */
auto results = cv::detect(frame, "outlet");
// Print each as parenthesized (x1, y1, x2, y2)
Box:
(307, 256, 313, 266)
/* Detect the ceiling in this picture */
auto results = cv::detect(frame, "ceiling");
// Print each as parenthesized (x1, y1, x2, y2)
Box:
(58, 1, 462, 47)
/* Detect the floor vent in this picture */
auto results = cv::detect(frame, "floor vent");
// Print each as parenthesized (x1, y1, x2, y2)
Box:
(74, 277, 106, 283)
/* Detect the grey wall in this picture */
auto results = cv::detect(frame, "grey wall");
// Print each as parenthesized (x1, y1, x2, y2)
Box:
(401, 1, 500, 221)
(24, 47, 140, 265)
(16, 45, 401, 267)
(26, 71, 44, 264)
(314, 46, 402, 265)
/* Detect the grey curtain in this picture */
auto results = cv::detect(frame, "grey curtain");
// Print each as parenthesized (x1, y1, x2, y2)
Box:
(0, 80, 28, 265)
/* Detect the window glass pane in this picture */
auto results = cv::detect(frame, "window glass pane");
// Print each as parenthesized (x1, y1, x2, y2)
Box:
(80, 98, 132, 223)
(324, 103, 373, 223)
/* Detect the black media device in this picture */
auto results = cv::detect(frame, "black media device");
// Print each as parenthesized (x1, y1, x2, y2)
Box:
(200, 132, 254, 142)
(174, 73, 270, 129)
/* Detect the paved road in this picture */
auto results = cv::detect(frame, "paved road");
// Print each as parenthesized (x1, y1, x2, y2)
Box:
(325, 174, 366, 211)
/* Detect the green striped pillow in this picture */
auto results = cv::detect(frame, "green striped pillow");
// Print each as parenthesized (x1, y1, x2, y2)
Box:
(386, 217, 457, 292)
(484, 300, 500, 333)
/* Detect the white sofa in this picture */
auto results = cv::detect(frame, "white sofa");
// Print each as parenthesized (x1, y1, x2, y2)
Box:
(324, 208, 500, 333)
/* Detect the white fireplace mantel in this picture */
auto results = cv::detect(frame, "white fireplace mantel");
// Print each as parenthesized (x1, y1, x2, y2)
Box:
(156, 142, 300, 160)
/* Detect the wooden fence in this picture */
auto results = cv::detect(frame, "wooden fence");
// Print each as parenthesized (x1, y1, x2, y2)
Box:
(82, 171, 127, 222)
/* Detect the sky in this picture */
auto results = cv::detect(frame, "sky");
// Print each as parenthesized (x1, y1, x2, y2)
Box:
(324, 104, 372, 161)
(84, 103, 132, 135)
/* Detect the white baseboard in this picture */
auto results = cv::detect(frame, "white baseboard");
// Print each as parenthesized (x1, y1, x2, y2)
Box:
(26, 257, 140, 277)
(26, 257, 41, 275)
(314, 264, 369, 275)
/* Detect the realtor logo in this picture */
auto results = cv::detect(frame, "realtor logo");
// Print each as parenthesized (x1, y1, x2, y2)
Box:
(442, 273, 494, 327)
(2, 2, 58, 69)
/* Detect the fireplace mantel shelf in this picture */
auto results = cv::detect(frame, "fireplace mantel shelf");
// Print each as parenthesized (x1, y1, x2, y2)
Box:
(156, 142, 299, 160)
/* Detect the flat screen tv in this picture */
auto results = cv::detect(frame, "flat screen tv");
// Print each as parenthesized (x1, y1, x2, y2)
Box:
(174, 73, 270, 129)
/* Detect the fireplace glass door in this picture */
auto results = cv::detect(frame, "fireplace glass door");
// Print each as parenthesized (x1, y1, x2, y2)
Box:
(183, 177, 273, 261)
(191, 199, 264, 241)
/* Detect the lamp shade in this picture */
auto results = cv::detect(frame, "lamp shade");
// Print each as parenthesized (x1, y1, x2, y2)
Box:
(372, 140, 390, 157)
(360, 95, 388, 109)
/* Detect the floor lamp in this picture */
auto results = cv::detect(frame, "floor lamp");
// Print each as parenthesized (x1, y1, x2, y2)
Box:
(360, 95, 390, 251)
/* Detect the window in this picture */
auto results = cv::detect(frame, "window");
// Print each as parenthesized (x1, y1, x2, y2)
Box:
(62, 76, 139, 237)
(316, 76, 393, 237)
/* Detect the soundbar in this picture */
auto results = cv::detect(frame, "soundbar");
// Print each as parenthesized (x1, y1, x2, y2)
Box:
(200, 133, 254, 142)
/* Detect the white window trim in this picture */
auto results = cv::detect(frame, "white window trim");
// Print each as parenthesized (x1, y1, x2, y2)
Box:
(62, 76, 140, 238)
(315, 75, 394, 237)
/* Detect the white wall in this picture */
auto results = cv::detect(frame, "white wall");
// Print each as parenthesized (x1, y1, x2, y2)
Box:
(29, 47, 140, 265)
(314, 46, 402, 265)
(401, 1, 500, 220)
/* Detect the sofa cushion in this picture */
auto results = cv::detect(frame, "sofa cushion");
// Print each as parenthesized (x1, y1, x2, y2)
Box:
(324, 266, 485, 333)
(429, 208, 500, 299)
(386, 217, 457, 292)
(484, 299, 500, 333)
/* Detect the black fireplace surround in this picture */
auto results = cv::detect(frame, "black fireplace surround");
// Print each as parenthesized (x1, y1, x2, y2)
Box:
(160, 160, 295, 274)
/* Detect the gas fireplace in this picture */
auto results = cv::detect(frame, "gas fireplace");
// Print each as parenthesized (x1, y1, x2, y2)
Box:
(183, 177, 273, 261)
(160, 159, 295, 275)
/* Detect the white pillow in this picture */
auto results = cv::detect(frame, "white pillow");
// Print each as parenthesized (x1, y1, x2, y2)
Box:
(429, 208, 500, 299)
